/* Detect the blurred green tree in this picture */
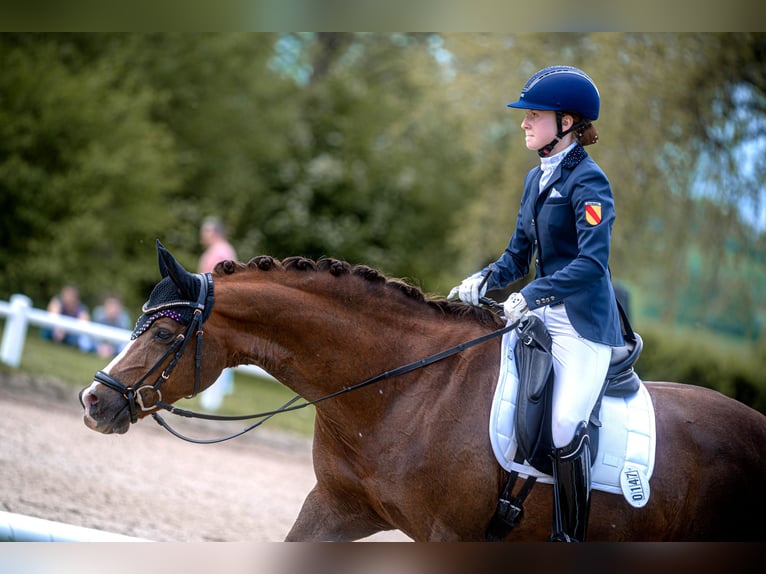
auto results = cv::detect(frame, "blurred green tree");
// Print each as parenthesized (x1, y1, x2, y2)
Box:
(1, 33, 763, 342)
(256, 33, 476, 289)
(0, 34, 180, 309)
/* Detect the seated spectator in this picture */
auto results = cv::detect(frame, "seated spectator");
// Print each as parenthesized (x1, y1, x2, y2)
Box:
(92, 294, 132, 358)
(42, 284, 92, 351)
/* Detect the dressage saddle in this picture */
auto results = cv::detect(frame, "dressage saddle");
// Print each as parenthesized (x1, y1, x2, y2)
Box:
(513, 312, 643, 476)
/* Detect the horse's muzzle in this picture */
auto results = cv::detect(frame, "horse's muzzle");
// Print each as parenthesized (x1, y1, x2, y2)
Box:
(79, 383, 132, 434)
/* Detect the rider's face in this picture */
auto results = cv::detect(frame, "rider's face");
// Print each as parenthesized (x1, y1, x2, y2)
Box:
(520, 109, 557, 151)
(520, 109, 573, 154)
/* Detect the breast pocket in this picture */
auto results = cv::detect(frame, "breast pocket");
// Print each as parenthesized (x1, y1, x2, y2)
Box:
(540, 198, 575, 237)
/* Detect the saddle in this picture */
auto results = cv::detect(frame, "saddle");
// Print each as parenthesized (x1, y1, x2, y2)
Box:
(486, 302, 646, 540)
(513, 312, 643, 476)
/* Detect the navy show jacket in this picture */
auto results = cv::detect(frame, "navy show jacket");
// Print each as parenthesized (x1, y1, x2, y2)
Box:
(482, 144, 623, 347)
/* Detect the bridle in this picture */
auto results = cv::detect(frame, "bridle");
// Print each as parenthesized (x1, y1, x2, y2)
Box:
(93, 272, 213, 425)
(92, 271, 517, 445)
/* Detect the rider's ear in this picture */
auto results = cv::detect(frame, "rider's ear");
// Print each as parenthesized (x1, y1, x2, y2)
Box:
(156, 239, 199, 300)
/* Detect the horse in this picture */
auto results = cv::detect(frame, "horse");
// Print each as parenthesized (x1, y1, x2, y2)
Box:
(80, 242, 766, 541)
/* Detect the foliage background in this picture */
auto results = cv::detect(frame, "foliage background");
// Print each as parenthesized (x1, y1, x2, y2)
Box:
(1, 33, 764, 407)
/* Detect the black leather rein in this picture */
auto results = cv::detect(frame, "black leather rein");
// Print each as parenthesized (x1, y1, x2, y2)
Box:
(153, 316, 518, 444)
(93, 270, 516, 444)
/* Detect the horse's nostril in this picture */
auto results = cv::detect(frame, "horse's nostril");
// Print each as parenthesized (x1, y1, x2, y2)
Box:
(81, 388, 98, 411)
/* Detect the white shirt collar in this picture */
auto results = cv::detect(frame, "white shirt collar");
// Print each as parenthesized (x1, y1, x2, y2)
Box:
(540, 141, 577, 173)
(539, 141, 577, 192)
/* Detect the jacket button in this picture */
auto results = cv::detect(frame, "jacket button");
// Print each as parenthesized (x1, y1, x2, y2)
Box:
(531, 219, 536, 226)
(535, 299, 541, 305)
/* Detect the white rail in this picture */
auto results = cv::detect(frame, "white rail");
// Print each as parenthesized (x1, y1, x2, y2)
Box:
(0, 293, 276, 381)
(0, 510, 149, 542)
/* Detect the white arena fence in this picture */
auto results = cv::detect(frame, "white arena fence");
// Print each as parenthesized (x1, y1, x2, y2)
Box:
(0, 510, 149, 542)
(0, 293, 276, 382)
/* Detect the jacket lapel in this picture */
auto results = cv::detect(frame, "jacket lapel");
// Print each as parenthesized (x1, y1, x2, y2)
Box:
(539, 144, 589, 197)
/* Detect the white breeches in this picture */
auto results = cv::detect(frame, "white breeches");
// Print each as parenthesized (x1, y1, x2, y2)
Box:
(530, 304, 612, 449)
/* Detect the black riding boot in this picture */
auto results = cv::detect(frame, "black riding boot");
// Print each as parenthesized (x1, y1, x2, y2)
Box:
(550, 422, 591, 542)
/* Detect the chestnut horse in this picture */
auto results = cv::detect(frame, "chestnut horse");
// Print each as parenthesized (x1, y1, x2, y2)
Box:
(80, 243, 766, 541)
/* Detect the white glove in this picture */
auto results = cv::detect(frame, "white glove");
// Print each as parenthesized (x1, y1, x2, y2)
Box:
(503, 292, 529, 323)
(447, 272, 487, 306)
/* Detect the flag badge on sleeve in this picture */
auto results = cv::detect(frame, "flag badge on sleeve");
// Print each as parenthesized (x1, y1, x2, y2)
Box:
(585, 202, 602, 226)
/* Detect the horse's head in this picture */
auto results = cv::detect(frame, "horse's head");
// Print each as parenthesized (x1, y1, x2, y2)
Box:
(80, 241, 224, 434)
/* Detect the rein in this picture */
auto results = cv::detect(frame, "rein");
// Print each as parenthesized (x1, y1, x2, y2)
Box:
(152, 314, 517, 444)
(95, 268, 516, 444)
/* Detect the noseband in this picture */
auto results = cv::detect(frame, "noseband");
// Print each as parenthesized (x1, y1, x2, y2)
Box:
(93, 273, 214, 424)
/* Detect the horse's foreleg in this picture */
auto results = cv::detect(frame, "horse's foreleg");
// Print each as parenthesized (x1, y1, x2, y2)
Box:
(285, 485, 385, 542)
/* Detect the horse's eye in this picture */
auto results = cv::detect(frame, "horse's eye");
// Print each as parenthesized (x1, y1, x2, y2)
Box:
(154, 328, 174, 343)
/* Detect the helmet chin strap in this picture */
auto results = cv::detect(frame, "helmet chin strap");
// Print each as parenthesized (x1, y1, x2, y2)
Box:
(537, 112, 590, 158)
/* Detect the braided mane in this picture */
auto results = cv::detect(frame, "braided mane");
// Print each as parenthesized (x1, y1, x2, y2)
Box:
(213, 256, 503, 329)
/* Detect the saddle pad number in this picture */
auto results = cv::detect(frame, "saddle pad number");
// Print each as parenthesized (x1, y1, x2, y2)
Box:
(620, 465, 650, 508)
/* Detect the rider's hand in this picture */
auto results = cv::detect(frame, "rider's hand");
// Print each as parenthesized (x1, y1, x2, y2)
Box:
(502, 292, 529, 323)
(447, 273, 488, 306)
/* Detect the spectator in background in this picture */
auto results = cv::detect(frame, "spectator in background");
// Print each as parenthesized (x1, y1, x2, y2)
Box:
(42, 284, 92, 351)
(198, 216, 237, 411)
(199, 216, 237, 275)
(92, 294, 132, 358)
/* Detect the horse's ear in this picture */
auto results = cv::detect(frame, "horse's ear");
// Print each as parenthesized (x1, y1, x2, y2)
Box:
(156, 240, 172, 279)
(156, 240, 199, 300)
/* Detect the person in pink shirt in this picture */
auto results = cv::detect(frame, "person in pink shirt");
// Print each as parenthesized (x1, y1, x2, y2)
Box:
(198, 216, 237, 274)
(198, 216, 237, 411)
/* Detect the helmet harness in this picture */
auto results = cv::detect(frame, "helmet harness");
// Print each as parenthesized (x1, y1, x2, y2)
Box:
(536, 112, 591, 158)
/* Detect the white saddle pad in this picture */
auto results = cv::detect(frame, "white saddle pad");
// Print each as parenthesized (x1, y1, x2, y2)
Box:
(489, 328, 656, 506)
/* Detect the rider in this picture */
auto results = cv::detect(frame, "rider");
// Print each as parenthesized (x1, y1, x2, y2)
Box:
(449, 66, 623, 541)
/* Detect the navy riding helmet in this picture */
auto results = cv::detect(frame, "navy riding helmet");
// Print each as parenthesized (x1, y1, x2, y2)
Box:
(508, 66, 600, 157)
(507, 66, 600, 121)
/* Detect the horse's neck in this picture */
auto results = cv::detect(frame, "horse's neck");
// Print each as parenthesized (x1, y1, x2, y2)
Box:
(210, 276, 483, 406)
